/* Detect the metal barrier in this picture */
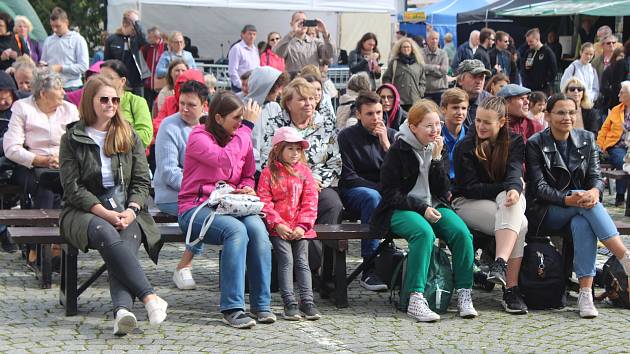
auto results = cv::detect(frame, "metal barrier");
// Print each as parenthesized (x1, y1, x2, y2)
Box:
(195, 63, 351, 91)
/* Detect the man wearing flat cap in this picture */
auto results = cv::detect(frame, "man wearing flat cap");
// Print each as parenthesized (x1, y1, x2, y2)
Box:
(497, 83, 543, 142)
(456, 59, 493, 128)
(228, 24, 260, 92)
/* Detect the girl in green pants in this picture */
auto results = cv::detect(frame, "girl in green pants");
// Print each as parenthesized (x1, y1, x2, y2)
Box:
(370, 99, 476, 322)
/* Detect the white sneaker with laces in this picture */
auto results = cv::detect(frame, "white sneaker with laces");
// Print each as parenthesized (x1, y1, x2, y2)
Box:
(173, 267, 196, 290)
(113, 308, 137, 335)
(457, 288, 478, 319)
(407, 292, 440, 322)
(577, 289, 599, 319)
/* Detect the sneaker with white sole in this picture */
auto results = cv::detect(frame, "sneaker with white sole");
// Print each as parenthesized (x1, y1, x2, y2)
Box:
(360, 270, 388, 291)
(253, 310, 276, 324)
(173, 267, 196, 290)
(457, 288, 478, 319)
(578, 289, 599, 318)
(407, 292, 440, 322)
(223, 310, 256, 329)
(113, 308, 137, 336)
(145, 296, 168, 325)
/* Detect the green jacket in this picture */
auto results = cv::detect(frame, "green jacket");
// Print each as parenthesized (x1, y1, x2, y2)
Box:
(59, 121, 162, 263)
(382, 58, 426, 106)
(120, 91, 153, 147)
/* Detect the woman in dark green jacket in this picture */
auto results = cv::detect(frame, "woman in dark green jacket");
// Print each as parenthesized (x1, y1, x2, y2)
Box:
(59, 76, 166, 336)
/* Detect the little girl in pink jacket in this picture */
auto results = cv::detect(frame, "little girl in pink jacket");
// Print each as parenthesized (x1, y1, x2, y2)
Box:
(256, 127, 321, 321)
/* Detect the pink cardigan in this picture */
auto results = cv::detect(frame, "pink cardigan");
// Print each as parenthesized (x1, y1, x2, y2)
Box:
(178, 121, 256, 214)
(3, 96, 79, 168)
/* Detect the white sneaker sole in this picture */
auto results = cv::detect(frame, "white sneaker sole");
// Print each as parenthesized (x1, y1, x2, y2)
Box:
(172, 274, 196, 290)
(501, 300, 528, 314)
(222, 318, 256, 329)
(407, 312, 440, 322)
(113, 314, 137, 335)
(360, 280, 388, 292)
(459, 310, 478, 319)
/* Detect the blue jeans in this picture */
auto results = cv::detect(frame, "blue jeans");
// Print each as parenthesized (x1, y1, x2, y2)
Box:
(179, 207, 272, 312)
(341, 187, 381, 258)
(157, 202, 204, 256)
(607, 147, 627, 195)
(543, 201, 618, 278)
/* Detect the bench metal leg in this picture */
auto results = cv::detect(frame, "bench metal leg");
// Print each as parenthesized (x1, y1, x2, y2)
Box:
(346, 238, 393, 286)
(39, 244, 52, 289)
(60, 244, 78, 316)
(333, 240, 348, 308)
(78, 264, 107, 296)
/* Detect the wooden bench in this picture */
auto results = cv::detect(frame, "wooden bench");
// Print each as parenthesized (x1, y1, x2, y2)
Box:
(7, 222, 372, 315)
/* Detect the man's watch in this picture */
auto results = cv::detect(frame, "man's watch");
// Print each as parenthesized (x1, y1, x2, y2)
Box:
(127, 205, 140, 216)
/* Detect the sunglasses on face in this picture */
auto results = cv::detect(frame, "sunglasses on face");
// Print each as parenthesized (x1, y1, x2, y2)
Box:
(269, 37, 280, 41)
(604, 41, 617, 45)
(567, 86, 584, 92)
(100, 96, 121, 105)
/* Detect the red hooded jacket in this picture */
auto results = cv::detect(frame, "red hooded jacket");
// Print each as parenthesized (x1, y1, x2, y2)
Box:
(153, 69, 205, 140)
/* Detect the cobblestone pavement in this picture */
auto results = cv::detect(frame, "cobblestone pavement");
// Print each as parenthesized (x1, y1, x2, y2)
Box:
(1, 194, 630, 353)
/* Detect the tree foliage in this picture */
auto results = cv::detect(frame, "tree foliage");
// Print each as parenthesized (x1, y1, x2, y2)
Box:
(30, 0, 106, 54)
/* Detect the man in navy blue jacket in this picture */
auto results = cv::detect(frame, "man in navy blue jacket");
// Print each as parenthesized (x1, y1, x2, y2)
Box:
(338, 91, 397, 291)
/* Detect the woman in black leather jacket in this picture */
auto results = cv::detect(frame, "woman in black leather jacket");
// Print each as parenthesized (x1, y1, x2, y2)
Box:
(525, 93, 630, 319)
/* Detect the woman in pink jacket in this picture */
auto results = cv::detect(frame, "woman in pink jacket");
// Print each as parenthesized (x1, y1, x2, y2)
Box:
(177, 92, 273, 329)
(260, 32, 285, 72)
(257, 127, 320, 321)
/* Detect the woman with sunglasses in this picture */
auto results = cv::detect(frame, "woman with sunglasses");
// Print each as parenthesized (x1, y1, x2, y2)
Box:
(260, 32, 285, 72)
(562, 77, 599, 135)
(526, 93, 630, 318)
(59, 76, 167, 335)
(597, 81, 630, 206)
(560, 42, 599, 107)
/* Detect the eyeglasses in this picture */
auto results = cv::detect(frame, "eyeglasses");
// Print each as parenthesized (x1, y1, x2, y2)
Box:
(380, 95, 395, 101)
(99, 96, 120, 105)
(551, 110, 577, 117)
(566, 86, 584, 92)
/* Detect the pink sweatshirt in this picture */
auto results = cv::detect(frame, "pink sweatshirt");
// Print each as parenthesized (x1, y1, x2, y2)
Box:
(3, 96, 79, 168)
(178, 121, 256, 214)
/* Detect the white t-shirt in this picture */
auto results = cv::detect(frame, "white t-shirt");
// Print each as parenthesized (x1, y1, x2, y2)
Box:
(86, 127, 115, 188)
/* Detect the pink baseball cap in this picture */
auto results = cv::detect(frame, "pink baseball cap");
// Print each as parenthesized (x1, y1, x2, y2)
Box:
(271, 127, 309, 149)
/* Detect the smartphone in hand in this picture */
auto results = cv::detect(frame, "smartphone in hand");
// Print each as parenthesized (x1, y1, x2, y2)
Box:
(303, 19, 318, 27)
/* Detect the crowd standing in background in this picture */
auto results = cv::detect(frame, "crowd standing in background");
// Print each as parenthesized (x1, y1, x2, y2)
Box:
(1, 6, 630, 335)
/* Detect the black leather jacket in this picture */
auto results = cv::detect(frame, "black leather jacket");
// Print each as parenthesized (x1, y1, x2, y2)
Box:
(525, 128, 604, 237)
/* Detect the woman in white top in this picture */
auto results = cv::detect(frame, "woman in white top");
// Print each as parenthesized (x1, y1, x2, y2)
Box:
(560, 42, 599, 106)
(3, 69, 79, 208)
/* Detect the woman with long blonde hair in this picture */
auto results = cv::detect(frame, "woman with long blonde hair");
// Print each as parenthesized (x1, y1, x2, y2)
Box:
(59, 76, 167, 335)
(382, 37, 426, 111)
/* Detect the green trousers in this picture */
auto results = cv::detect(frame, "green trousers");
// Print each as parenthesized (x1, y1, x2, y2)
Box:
(390, 208, 474, 294)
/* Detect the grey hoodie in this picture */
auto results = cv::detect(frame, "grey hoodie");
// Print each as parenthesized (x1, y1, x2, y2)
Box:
(396, 121, 436, 207)
(246, 66, 283, 170)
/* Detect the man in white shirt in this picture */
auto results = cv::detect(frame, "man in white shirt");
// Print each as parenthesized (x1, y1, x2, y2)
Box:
(228, 24, 260, 93)
(40, 7, 89, 90)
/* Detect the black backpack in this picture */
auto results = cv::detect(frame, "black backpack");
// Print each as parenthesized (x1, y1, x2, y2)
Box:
(518, 241, 567, 309)
(596, 255, 630, 309)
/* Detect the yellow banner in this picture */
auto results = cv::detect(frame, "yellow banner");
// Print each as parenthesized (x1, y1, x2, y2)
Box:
(403, 11, 426, 22)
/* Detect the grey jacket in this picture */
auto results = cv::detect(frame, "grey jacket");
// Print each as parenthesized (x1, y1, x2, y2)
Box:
(382, 58, 426, 106)
(422, 47, 449, 93)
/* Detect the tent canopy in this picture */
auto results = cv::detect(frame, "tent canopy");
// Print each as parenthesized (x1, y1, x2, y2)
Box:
(110, 0, 396, 12)
(457, 0, 550, 24)
(497, 0, 630, 17)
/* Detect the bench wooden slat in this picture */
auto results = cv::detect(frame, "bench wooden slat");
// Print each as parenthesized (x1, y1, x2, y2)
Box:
(0, 209, 178, 226)
(602, 170, 629, 179)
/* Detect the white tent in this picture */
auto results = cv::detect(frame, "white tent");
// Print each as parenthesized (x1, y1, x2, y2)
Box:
(108, 0, 397, 62)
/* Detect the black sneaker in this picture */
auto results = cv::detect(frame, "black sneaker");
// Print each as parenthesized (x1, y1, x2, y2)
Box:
(299, 302, 321, 320)
(0, 231, 17, 253)
(360, 270, 388, 291)
(502, 286, 528, 314)
(615, 193, 625, 207)
(283, 303, 301, 321)
(487, 258, 507, 287)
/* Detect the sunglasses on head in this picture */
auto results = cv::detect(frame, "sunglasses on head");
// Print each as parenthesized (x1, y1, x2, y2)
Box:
(567, 86, 584, 92)
(100, 96, 121, 105)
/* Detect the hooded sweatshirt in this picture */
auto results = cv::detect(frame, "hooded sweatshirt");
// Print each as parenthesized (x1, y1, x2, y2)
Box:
(377, 83, 407, 130)
(245, 66, 283, 171)
(396, 121, 435, 207)
(154, 69, 205, 139)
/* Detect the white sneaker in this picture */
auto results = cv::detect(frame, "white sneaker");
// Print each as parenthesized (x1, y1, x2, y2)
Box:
(145, 296, 168, 325)
(577, 289, 599, 319)
(113, 308, 137, 336)
(173, 267, 196, 290)
(457, 288, 478, 319)
(407, 292, 440, 322)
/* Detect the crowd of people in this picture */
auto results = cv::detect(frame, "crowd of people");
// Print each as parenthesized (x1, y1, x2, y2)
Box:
(1, 6, 630, 335)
